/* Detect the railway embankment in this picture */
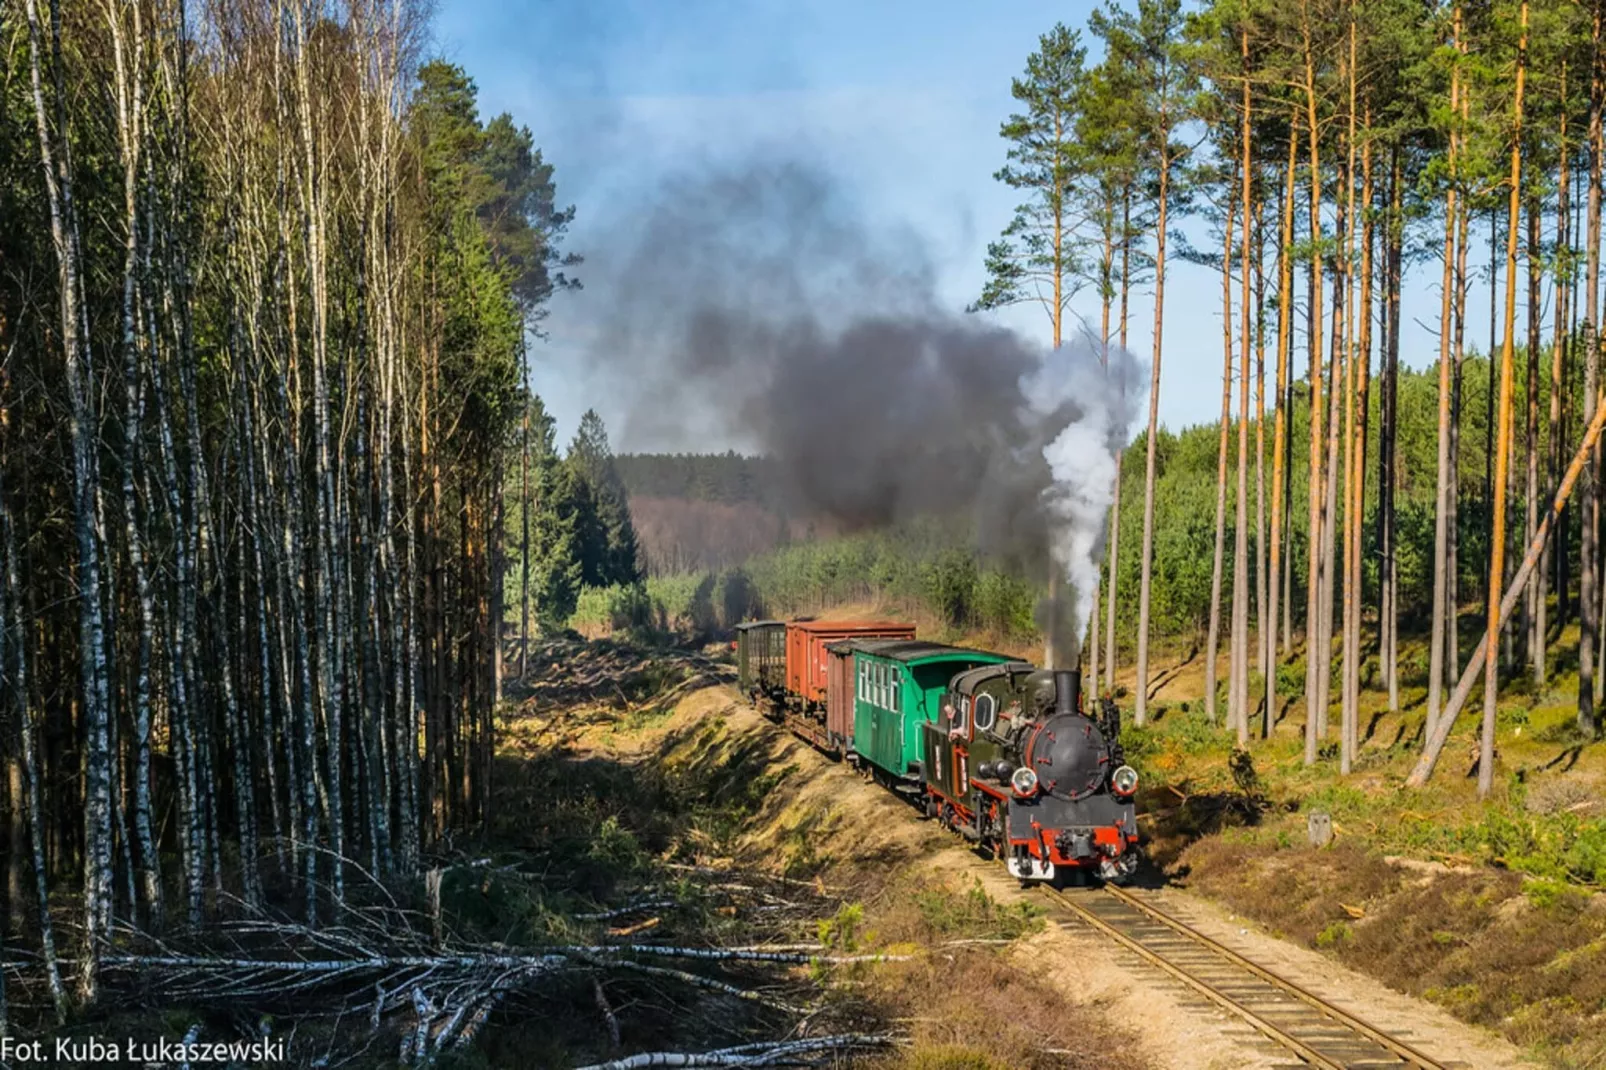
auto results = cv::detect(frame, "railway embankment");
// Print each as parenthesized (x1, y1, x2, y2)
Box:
(483, 637, 1153, 1070)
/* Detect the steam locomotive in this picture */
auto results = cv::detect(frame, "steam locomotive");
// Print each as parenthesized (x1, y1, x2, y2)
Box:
(734, 619, 1140, 884)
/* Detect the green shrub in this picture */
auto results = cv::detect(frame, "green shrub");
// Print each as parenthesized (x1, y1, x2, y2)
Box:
(1316, 920, 1353, 948)
(1275, 657, 1306, 698)
(1524, 878, 1589, 913)
(912, 879, 1042, 941)
(1562, 822, 1606, 885)
(974, 569, 1036, 638)
(922, 549, 978, 628)
(1300, 783, 1370, 817)
(817, 902, 865, 952)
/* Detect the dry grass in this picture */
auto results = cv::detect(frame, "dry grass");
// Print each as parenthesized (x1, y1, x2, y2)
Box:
(854, 877, 1152, 1070)
(1181, 840, 1606, 1068)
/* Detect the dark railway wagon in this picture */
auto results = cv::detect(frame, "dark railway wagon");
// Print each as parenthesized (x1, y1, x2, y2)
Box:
(920, 660, 1035, 805)
(735, 620, 786, 702)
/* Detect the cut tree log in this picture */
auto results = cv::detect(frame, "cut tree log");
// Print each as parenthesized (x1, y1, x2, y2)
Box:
(571, 1034, 898, 1070)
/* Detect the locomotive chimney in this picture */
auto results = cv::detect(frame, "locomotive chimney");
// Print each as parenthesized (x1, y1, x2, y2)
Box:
(1053, 668, 1079, 717)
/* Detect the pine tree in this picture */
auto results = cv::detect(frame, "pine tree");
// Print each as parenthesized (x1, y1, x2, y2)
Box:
(569, 409, 643, 587)
(1094, 0, 1195, 726)
(971, 23, 1089, 344)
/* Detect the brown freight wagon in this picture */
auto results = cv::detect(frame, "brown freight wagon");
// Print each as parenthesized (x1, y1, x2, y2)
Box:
(785, 619, 916, 708)
(825, 640, 860, 751)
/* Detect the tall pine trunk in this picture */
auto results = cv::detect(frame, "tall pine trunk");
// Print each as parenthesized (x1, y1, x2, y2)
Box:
(1377, 143, 1402, 712)
(1270, 107, 1298, 715)
(1583, 0, 1604, 736)
(1526, 193, 1543, 686)
(1231, 20, 1255, 744)
(1429, 10, 1463, 742)
(1345, 102, 1374, 770)
(1208, 188, 1236, 726)
(1254, 182, 1270, 736)
(1547, 63, 1571, 653)
(1302, 12, 1329, 765)
(1485, 0, 1528, 798)
(1339, 15, 1361, 773)
(1134, 125, 1174, 727)
(1106, 190, 1133, 696)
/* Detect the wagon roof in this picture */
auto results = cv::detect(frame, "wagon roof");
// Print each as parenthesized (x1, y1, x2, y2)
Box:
(734, 620, 785, 631)
(851, 639, 1009, 665)
(788, 619, 915, 635)
(949, 661, 1037, 694)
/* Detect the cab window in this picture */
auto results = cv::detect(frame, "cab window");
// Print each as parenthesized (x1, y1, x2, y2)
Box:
(974, 694, 998, 732)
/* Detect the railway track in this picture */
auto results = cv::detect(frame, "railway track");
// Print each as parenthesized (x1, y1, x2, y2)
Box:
(1042, 882, 1461, 1070)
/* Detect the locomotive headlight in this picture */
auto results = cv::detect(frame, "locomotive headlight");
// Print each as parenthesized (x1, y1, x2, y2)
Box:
(1010, 766, 1039, 796)
(1111, 765, 1139, 797)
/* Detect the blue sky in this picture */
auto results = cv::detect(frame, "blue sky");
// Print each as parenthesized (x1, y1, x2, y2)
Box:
(433, 0, 1491, 453)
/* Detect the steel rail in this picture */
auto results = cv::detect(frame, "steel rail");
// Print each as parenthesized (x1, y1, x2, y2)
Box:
(1097, 883, 1449, 1070)
(1041, 884, 1453, 1070)
(1041, 885, 1348, 1069)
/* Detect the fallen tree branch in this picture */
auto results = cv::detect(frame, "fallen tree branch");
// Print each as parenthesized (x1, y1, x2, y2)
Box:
(594, 979, 622, 1049)
(561, 945, 909, 966)
(607, 918, 662, 938)
(571, 1033, 898, 1069)
(577, 898, 679, 921)
(568, 953, 804, 1015)
(660, 864, 839, 895)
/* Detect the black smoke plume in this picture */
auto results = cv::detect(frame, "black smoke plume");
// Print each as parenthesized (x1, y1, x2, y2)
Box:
(583, 157, 1141, 664)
